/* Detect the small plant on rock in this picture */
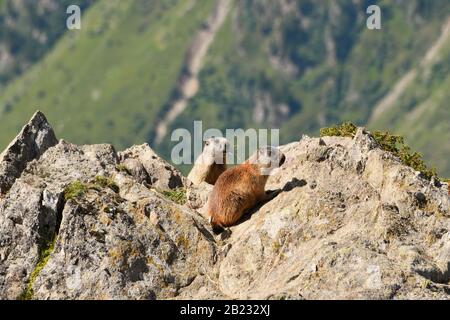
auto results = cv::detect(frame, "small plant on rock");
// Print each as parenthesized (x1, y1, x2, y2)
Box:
(64, 181, 88, 201)
(19, 236, 56, 300)
(94, 176, 120, 193)
(64, 176, 120, 201)
(320, 122, 437, 180)
(161, 188, 187, 205)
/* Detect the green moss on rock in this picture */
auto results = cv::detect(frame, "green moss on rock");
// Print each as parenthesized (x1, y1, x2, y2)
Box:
(19, 237, 56, 300)
(161, 188, 187, 205)
(64, 176, 119, 201)
(94, 176, 120, 193)
(64, 181, 88, 201)
(115, 164, 130, 174)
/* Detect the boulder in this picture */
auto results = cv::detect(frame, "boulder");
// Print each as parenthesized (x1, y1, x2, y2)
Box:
(211, 132, 450, 299)
(0, 111, 57, 194)
(118, 144, 184, 190)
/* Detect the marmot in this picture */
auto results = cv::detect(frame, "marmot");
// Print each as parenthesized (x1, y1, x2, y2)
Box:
(207, 146, 286, 234)
(187, 137, 229, 186)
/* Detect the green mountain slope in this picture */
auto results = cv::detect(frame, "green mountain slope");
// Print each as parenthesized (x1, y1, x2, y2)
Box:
(370, 23, 450, 176)
(0, 0, 449, 176)
(0, 0, 94, 85)
(162, 0, 450, 175)
(0, 0, 214, 147)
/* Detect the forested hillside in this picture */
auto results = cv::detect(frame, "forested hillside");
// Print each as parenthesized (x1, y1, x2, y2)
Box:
(0, 0, 449, 176)
(0, 0, 93, 85)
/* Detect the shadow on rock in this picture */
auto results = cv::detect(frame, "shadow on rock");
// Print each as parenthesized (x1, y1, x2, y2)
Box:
(234, 177, 308, 227)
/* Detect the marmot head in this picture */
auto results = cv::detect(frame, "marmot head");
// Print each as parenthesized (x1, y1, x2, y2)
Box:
(247, 146, 286, 175)
(202, 137, 229, 165)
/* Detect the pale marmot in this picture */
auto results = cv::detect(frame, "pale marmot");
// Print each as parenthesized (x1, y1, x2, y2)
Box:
(187, 137, 229, 186)
(207, 146, 286, 234)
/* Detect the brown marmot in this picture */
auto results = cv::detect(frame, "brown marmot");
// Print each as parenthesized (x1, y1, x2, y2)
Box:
(207, 146, 286, 234)
(187, 137, 229, 186)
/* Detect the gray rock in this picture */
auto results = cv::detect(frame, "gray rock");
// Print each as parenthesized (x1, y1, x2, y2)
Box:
(1, 113, 450, 300)
(186, 181, 213, 216)
(32, 189, 215, 300)
(118, 144, 184, 190)
(214, 130, 450, 299)
(0, 113, 211, 299)
(0, 111, 57, 194)
(0, 139, 120, 299)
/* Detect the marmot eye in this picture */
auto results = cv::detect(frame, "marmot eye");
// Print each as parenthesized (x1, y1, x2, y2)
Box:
(205, 141, 210, 146)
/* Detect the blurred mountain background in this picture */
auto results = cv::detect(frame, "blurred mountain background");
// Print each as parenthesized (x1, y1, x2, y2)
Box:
(0, 0, 449, 176)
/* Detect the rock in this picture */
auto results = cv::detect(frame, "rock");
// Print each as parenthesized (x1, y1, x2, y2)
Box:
(118, 144, 184, 190)
(1, 112, 450, 300)
(120, 158, 150, 185)
(32, 188, 215, 299)
(0, 140, 214, 299)
(0, 180, 53, 299)
(0, 140, 120, 299)
(0, 111, 57, 194)
(186, 181, 213, 215)
(0, 113, 212, 299)
(215, 130, 450, 299)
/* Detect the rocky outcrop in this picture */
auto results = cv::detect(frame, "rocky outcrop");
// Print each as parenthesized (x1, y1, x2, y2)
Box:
(210, 130, 450, 299)
(118, 144, 184, 190)
(0, 113, 191, 299)
(0, 113, 449, 300)
(0, 111, 57, 194)
(32, 187, 215, 299)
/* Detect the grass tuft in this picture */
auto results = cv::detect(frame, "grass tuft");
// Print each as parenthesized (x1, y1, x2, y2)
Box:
(64, 181, 88, 201)
(161, 188, 187, 205)
(19, 237, 56, 300)
(320, 122, 437, 180)
(320, 122, 358, 138)
(64, 176, 120, 201)
(94, 176, 120, 193)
